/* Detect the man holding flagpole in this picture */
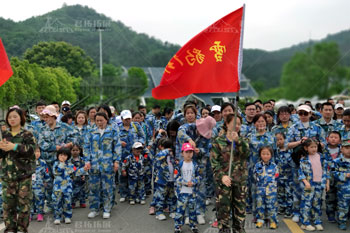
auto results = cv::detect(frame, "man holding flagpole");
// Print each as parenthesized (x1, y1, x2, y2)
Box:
(152, 5, 247, 232)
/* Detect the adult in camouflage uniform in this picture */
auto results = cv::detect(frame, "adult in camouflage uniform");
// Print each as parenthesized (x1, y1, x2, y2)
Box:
(0, 107, 36, 233)
(84, 112, 121, 219)
(211, 114, 249, 233)
(37, 105, 76, 211)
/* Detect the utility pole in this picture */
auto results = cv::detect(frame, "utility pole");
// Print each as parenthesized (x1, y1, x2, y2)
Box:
(96, 26, 106, 103)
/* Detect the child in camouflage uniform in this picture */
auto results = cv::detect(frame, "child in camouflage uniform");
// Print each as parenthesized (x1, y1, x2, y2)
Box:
(174, 143, 200, 233)
(254, 146, 279, 229)
(332, 139, 350, 230)
(71, 144, 87, 208)
(52, 147, 86, 225)
(299, 139, 329, 231)
(153, 139, 177, 221)
(122, 142, 146, 205)
(32, 146, 50, 222)
(275, 133, 294, 218)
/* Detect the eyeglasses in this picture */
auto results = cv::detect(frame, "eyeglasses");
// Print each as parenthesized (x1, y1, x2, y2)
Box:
(298, 111, 309, 116)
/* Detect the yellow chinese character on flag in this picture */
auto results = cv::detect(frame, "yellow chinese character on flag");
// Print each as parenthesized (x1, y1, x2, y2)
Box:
(165, 61, 175, 74)
(185, 48, 205, 66)
(165, 55, 184, 74)
(209, 41, 226, 62)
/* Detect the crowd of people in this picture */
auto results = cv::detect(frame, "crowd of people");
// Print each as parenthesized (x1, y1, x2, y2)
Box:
(0, 97, 350, 233)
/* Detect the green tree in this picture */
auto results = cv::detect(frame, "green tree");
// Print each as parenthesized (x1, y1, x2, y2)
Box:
(126, 67, 148, 95)
(23, 41, 95, 77)
(280, 42, 345, 100)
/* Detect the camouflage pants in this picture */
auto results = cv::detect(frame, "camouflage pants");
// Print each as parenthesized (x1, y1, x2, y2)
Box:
(277, 175, 293, 214)
(154, 182, 177, 215)
(44, 161, 54, 210)
(144, 162, 153, 194)
(52, 185, 73, 220)
(89, 172, 115, 213)
(118, 167, 129, 198)
(2, 177, 32, 233)
(196, 164, 206, 216)
(32, 184, 45, 214)
(205, 158, 215, 198)
(256, 185, 278, 224)
(337, 187, 350, 226)
(129, 177, 145, 201)
(216, 182, 247, 232)
(300, 182, 323, 226)
(292, 168, 302, 217)
(325, 178, 337, 218)
(174, 193, 197, 229)
(73, 179, 87, 205)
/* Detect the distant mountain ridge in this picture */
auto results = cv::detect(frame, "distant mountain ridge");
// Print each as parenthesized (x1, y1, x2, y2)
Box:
(1, 4, 349, 88)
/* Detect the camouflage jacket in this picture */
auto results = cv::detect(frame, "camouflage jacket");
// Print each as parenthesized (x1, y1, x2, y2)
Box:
(83, 125, 122, 173)
(331, 154, 350, 189)
(52, 160, 86, 190)
(174, 160, 201, 196)
(0, 128, 36, 181)
(33, 158, 50, 188)
(298, 153, 328, 188)
(122, 153, 145, 179)
(210, 133, 249, 184)
(254, 160, 279, 188)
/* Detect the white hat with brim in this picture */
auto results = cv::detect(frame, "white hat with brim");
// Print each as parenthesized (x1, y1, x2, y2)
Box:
(297, 105, 312, 113)
(335, 103, 344, 110)
(121, 110, 132, 119)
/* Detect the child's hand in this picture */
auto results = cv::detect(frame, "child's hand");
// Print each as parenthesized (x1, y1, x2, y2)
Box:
(325, 179, 330, 192)
(346, 173, 350, 178)
(325, 183, 330, 192)
(222, 175, 231, 187)
(187, 181, 193, 187)
(121, 141, 127, 147)
(304, 181, 311, 190)
(194, 148, 200, 154)
(122, 170, 127, 176)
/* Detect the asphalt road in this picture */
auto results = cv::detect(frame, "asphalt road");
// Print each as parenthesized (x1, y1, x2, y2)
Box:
(1, 194, 349, 233)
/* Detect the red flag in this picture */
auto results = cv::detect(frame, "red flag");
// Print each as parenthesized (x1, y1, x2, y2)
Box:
(152, 6, 245, 99)
(0, 38, 13, 87)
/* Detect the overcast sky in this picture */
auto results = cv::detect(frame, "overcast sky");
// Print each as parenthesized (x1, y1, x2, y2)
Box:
(1, 0, 349, 51)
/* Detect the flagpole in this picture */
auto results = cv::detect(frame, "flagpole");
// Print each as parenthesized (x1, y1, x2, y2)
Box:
(228, 4, 245, 177)
(228, 93, 239, 177)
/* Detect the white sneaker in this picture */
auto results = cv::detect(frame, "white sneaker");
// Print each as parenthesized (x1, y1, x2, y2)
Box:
(197, 215, 206, 225)
(130, 200, 135, 205)
(301, 225, 316, 231)
(169, 213, 176, 219)
(88, 211, 99, 219)
(54, 219, 61, 225)
(315, 224, 324, 231)
(119, 197, 126, 202)
(292, 215, 299, 223)
(156, 214, 166, 221)
(140, 200, 146, 205)
(103, 212, 110, 219)
(185, 217, 190, 225)
(65, 218, 71, 224)
(205, 199, 211, 206)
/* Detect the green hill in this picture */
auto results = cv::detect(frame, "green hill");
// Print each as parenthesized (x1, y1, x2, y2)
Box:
(1, 4, 350, 89)
(0, 4, 180, 68)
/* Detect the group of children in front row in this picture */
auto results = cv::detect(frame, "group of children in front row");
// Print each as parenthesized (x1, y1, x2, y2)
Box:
(31, 144, 88, 224)
(255, 131, 350, 231)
